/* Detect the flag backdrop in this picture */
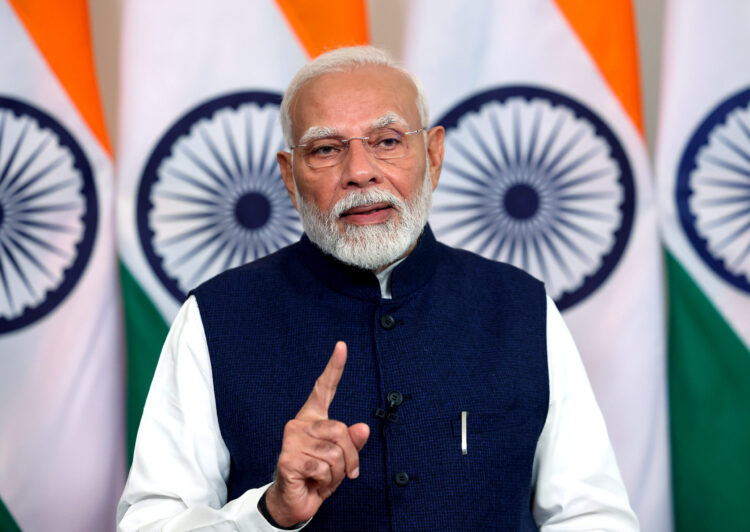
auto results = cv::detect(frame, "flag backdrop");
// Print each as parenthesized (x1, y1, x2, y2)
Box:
(404, 1, 670, 530)
(656, 1, 750, 530)
(0, 1, 124, 531)
(117, 0, 369, 461)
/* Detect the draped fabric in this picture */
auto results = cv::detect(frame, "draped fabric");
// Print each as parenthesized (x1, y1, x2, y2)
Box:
(656, 1, 750, 529)
(404, 1, 670, 530)
(0, 2, 123, 530)
(116, 0, 369, 460)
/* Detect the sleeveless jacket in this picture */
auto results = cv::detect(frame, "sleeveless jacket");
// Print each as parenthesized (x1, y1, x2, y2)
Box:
(191, 226, 549, 531)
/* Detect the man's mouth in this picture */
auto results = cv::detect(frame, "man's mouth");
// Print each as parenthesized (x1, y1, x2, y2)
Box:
(339, 202, 394, 224)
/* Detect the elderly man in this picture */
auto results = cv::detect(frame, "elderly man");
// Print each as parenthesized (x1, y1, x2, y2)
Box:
(118, 47, 638, 531)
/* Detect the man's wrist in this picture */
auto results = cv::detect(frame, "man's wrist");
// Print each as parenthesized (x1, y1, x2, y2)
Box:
(258, 485, 302, 530)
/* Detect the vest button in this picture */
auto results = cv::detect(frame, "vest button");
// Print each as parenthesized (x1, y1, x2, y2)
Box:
(394, 471, 409, 486)
(386, 391, 403, 407)
(380, 314, 396, 329)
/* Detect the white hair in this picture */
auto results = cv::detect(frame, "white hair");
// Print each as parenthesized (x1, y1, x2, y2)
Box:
(279, 46, 430, 147)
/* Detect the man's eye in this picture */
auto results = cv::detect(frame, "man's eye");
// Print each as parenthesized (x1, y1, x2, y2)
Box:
(309, 143, 342, 158)
(373, 135, 402, 150)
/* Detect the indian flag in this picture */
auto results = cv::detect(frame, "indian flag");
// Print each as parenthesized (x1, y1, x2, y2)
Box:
(117, 0, 369, 460)
(656, 1, 750, 530)
(0, 1, 124, 530)
(404, 1, 670, 529)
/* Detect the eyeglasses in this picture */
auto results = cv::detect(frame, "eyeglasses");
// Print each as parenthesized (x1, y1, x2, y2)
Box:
(289, 127, 426, 169)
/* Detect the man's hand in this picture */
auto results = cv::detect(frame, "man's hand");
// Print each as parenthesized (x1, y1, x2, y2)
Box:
(264, 342, 370, 527)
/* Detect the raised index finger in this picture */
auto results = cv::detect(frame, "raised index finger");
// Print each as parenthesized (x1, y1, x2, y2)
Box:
(297, 341, 347, 420)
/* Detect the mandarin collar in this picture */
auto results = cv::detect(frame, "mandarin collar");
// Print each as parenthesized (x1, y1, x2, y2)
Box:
(296, 225, 441, 301)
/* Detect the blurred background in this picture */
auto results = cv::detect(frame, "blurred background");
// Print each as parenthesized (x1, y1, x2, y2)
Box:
(88, 0, 666, 154)
(2, 1, 749, 531)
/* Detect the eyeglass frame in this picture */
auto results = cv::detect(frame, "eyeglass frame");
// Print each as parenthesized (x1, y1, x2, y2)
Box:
(288, 126, 428, 168)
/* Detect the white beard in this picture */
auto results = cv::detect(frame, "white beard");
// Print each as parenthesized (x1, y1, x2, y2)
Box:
(295, 170, 433, 270)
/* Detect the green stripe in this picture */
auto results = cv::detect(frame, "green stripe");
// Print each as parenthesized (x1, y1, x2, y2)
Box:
(0, 497, 21, 532)
(120, 261, 170, 465)
(666, 251, 750, 531)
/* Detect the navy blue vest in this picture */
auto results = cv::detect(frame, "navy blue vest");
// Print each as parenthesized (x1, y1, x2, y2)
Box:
(192, 226, 549, 531)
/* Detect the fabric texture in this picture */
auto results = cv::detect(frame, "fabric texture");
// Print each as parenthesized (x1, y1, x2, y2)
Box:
(193, 227, 549, 530)
(404, 3, 669, 529)
(0, 3, 124, 530)
(655, 2, 750, 529)
(119, 228, 637, 531)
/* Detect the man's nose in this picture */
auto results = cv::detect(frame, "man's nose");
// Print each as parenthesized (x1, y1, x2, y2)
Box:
(340, 139, 384, 188)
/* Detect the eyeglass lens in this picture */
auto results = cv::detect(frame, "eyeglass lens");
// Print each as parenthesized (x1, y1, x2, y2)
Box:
(302, 128, 415, 168)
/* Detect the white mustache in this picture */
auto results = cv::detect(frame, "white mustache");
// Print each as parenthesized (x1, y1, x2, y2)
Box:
(332, 189, 404, 219)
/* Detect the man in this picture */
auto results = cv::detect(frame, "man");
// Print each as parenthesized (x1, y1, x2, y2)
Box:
(118, 46, 638, 531)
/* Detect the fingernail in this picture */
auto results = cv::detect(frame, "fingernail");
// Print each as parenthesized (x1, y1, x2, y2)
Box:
(351, 467, 359, 478)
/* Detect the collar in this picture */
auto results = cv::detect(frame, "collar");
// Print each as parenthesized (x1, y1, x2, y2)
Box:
(295, 224, 441, 301)
(374, 256, 404, 298)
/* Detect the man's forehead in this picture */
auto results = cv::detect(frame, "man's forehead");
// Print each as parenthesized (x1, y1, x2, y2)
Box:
(298, 112, 409, 144)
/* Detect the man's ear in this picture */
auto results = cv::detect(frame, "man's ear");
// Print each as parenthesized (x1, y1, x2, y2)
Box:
(426, 126, 445, 190)
(277, 151, 298, 209)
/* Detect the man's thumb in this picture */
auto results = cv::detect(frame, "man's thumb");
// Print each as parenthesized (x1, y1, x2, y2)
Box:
(348, 422, 370, 451)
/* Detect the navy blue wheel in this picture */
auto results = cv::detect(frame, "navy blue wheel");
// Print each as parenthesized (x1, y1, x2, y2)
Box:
(677, 86, 750, 293)
(431, 86, 635, 310)
(0, 96, 98, 333)
(138, 91, 302, 302)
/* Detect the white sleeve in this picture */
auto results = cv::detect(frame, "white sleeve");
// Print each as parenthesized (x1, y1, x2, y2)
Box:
(116, 296, 305, 532)
(531, 296, 640, 531)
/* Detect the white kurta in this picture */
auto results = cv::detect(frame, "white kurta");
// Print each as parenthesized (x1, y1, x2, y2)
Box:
(118, 267, 637, 531)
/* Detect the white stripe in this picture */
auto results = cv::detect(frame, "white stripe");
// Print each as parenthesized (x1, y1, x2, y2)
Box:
(117, 0, 308, 323)
(0, 4, 124, 531)
(656, 0, 750, 348)
(404, 1, 670, 530)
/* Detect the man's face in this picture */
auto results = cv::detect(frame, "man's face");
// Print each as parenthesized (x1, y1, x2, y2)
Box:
(277, 65, 444, 270)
